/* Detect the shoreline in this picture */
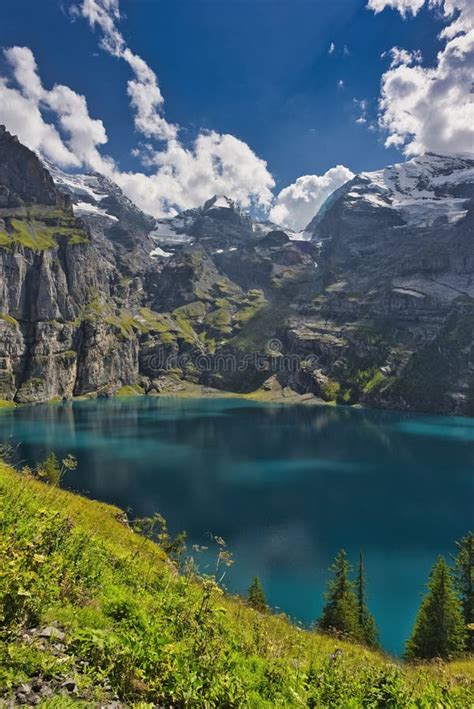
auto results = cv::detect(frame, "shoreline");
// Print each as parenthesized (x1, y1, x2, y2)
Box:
(0, 376, 330, 410)
(1, 377, 471, 418)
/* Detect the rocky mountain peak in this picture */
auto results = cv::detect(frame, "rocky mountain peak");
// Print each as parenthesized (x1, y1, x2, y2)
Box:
(203, 195, 237, 212)
(150, 194, 257, 252)
(306, 152, 474, 236)
(0, 126, 70, 209)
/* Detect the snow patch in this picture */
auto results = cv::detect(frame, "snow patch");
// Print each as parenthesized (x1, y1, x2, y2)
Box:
(150, 246, 173, 259)
(74, 201, 118, 221)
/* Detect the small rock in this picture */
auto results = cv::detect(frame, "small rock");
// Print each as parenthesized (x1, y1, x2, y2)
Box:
(39, 626, 66, 641)
(16, 684, 31, 695)
(61, 679, 78, 694)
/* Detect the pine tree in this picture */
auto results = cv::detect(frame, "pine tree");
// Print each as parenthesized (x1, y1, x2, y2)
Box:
(453, 531, 474, 651)
(318, 549, 361, 640)
(247, 576, 267, 612)
(356, 550, 379, 648)
(406, 556, 466, 660)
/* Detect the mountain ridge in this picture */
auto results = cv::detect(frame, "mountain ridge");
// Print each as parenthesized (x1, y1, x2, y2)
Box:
(0, 126, 472, 415)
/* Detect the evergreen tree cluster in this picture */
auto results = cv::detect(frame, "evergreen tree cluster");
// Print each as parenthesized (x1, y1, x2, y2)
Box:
(407, 532, 473, 660)
(318, 549, 379, 648)
(246, 532, 474, 661)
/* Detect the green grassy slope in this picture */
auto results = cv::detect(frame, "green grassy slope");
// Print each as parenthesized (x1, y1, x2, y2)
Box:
(0, 462, 473, 707)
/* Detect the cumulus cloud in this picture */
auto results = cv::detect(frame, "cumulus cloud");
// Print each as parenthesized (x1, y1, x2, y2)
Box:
(371, 0, 474, 155)
(382, 46, 423, 67)
(367, 0, 425, 17)
(0, 77, 79, 167)
(113, 132, 275, 217)
(0, 46, 110, 170)
(269, 166, 355, 232)
(65, 0, 275, 215)
(0, 42, 274, 218)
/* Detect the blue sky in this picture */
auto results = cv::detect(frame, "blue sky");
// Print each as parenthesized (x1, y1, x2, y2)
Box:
(0, 0, 472, 227)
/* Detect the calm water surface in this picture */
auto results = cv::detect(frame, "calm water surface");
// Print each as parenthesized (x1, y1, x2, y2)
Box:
(0, 396, 472, 654)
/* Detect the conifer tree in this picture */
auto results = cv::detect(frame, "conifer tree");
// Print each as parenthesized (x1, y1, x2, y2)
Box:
(247, 576, 267, 612)
(356, 550, 379, 648)
(406, 557, 466, 660)
(453, 531, 474, 651)
(318, 549, 361, 640)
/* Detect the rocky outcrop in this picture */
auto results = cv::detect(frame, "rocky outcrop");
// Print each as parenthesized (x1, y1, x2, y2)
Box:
(0, 126, 69, 209)
(0, 128, 141, 402)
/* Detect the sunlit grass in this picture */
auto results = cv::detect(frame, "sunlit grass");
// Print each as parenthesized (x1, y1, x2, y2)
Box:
(0, 460, 472, 706)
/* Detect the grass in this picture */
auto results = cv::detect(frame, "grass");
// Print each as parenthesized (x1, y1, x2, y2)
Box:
(0, 213, 89, 252)
(0, 400, 16, 409)
(0, 461, 472, 707)
(204, 306, 232, 334)
(115, 384, 145, 398)
(0, 314, 19, 328)
(363, 370, 386, 394)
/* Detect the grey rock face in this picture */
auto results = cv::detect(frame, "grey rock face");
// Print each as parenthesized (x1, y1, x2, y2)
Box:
(0, 126, 69, 209)
(45, 162, 157, 274)
(1, 129, 473, 414)
(297, 153, 474, 413)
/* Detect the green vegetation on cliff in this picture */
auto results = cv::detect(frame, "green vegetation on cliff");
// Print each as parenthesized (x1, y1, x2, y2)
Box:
(0, 460, 473, 707)
(0, 209, 89, 252)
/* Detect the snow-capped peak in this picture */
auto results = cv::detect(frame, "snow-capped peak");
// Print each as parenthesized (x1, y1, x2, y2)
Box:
(360, 153, 474, 200)
(44, 161, 120, 222)
(346, 153, 474, 228)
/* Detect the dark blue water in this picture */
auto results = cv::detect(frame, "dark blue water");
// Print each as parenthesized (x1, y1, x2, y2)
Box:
(0, 396, 472, 654)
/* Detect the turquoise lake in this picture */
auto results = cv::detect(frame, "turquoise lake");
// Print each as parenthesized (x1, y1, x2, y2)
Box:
(0, 396, 472, 654)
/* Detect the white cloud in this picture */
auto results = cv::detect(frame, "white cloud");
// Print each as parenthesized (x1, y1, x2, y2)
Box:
(117, 109, 275, 217)
(338, 79, 345, 88)
(115, 133, 275, 217)
(75, 0, 177, 141)
(353, 97, 369, 124)
(0, 42, 274, 218)
(66, 0, 275, 215)
(329, 42, 336, 55)
(4, 46, 43, 100)
(367, 0, 425, 17)
(122, 48, 177, 141)
(372, 0, 474, 155)
(382, 46, 423, 67)
(437, 0, 474, 38)
(269, 166, 354, 232)
(0, 47, 110, 170)
(0, 77, 79, 167)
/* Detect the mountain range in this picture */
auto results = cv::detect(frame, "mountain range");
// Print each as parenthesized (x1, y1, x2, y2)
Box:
(0, 125, 473, 414)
